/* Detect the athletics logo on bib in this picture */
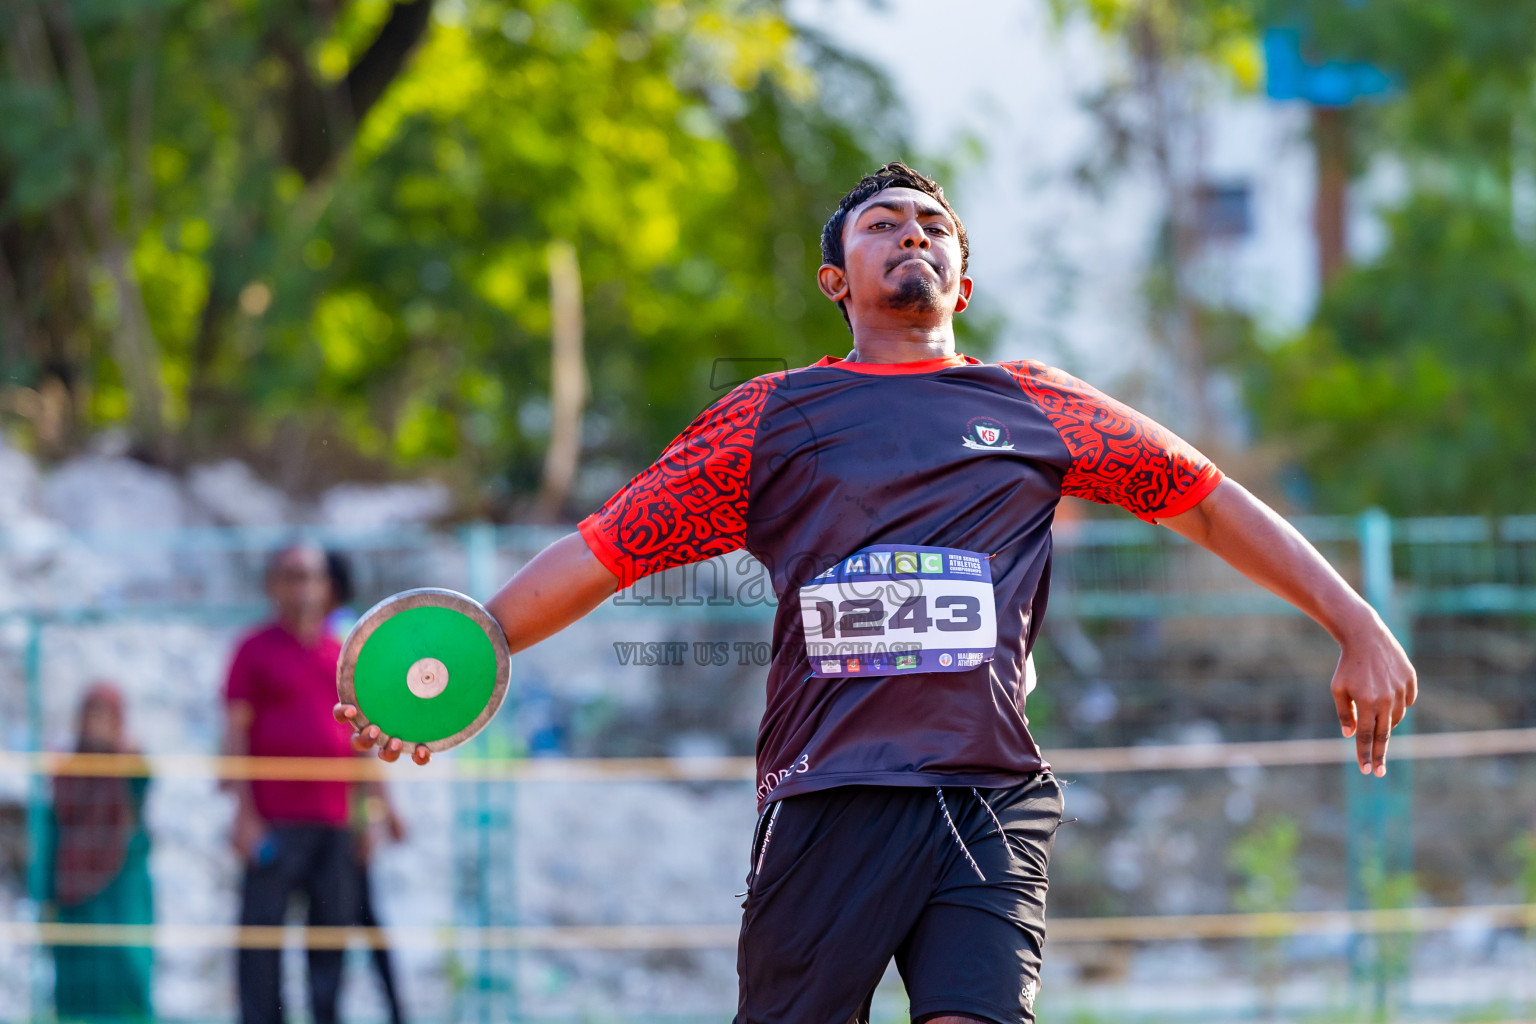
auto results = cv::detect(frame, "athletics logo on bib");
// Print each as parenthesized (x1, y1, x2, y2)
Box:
(799, 543, 997, 677)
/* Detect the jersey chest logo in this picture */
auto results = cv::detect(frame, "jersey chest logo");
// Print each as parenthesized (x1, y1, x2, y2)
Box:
(961, 416, 1014, 451)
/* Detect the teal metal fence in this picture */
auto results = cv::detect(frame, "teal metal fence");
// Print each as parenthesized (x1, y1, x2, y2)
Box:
(1, 511, 1534, 1022)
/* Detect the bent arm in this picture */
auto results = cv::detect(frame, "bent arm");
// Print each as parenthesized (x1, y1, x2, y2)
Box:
(223, 700, 255, 807)
(1160, 478, 1417, 776)
(485, 532, 619, 654)
(1160, 479, 1375, 643)
(343, 379, 775, 763)
(339, 533, 618, 763)
(223, 699, 270, 855)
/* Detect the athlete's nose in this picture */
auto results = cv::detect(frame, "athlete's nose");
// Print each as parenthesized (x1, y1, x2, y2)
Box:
(899, 218, 930, 250)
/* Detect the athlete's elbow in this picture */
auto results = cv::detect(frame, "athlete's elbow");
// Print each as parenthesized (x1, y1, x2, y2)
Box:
(1158, 492, 1219, 546)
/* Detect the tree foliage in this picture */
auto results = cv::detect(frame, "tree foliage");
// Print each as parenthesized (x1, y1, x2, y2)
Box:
(1246, 1, 1536, 514)
(1058, 0, 1536, 513)
(1, 0, 929, 510)
(1245, 195, 1536, 514)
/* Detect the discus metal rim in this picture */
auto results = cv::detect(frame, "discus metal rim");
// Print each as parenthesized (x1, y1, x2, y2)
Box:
(336, 587, 511, 753)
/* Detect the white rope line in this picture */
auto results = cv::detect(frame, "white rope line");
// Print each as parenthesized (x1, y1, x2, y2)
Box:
(6, 902, 1534, 950)
(4, 727, 1536, 782)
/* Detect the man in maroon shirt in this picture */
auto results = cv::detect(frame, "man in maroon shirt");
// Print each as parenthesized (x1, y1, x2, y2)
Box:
(339, 163, 1417, 1024)
(225, 543, 359, 1024)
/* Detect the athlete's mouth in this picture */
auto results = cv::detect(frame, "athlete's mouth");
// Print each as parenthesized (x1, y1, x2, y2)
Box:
(887, 255, 940, 275)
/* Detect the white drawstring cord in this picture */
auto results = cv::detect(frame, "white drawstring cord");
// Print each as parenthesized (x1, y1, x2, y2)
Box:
(935, 788, 986, 882)
(972, 786, 1019, 867)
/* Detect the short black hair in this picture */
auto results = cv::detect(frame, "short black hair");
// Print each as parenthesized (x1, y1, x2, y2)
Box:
(820, 162, 969, 328)
(264, 541, 323, 582)
(324, 549, 354, 606)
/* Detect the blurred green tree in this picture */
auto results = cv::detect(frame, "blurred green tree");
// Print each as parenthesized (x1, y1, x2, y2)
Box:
(1242, 195, 1536, 514)
(1229, 815, 1298, 1020)
(1242, 2, 1536, 514)
(1054, 0, 1536, 514)
(1, 0, 941, 513)
(2, 0, 447, 459)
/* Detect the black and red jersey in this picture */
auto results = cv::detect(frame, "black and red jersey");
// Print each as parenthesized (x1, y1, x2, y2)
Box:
(579, 354, 1222, 809)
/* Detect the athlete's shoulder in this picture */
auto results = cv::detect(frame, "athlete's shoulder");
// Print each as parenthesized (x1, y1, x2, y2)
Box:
(719, 357, 843, 398)
(997, 359, 1092, 389)
(998, 360, 1126, 414)
(692, 369, 790, 427)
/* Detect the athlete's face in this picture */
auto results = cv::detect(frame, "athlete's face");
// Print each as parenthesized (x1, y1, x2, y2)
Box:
(818, 187, 972, 328)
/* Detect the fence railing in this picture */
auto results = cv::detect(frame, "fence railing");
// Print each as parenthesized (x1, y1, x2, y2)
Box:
(3, 511, 1536, 1022)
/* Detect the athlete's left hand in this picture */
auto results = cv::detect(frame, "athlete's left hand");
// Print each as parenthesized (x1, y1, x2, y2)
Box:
(1330, 621, 1416, 777)
(1161, 479, 1418, 777)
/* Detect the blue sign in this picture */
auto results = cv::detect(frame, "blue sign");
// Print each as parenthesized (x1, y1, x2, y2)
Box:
(1264, 27, 1394, 107)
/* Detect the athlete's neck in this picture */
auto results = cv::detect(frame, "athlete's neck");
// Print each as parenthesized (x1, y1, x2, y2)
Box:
(846, 325, 956, 365)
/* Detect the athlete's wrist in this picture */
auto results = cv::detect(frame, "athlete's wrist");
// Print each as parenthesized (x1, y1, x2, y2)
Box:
(1329, 597, 1387, 650)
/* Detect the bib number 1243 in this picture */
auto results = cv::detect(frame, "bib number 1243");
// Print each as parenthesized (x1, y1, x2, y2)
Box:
(798, 543, 996, 677)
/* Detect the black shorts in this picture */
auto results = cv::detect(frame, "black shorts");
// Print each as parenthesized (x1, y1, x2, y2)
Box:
(734, 773, 1063, 1024)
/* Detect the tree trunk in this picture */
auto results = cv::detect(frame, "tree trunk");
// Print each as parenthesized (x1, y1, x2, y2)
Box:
(534, 240, 587, 522)
(0, 245, 25, 377)
(97, 239, 169, 457)
(1133, 10, 1213, 445)
(1313, 105, 1350, 287)
(183, 0, 437, 447)
(42, 0, 168, 456)
(280, 0, 436, 181)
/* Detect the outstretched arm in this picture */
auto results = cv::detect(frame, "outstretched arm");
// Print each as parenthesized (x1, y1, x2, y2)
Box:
(336, 533, 618, 763)
(484, 532, 622, 654)
(339, 375, 780, 763)
(1159, 478, 1417, 777)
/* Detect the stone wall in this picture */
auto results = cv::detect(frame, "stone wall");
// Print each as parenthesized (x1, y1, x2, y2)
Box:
(3, 438, 1535, 1022)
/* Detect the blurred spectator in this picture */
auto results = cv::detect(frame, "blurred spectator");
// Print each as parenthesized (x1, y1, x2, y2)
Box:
(323, 549, 359, 642)
(224, 544, 357, 1024)
(350, 793, 409, 1024)
(326, 549, 410, 1024)
(40, 683, 154, 1022)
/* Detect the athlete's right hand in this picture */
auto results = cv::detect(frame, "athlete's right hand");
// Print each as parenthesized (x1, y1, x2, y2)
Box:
(333, 703, 432, 765)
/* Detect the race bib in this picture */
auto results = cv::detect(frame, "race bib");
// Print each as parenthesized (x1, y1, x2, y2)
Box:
(798, 544, 996, 677)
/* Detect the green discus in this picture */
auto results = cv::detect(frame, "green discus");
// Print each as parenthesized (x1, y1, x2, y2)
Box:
(336, 588, 510, 752)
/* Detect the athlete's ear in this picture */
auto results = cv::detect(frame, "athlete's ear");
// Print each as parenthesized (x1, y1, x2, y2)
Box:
(954, 276, 974, 314)
(817, 263, 850, 305)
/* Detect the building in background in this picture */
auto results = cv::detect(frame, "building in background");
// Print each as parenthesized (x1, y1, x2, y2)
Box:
(789, 0, 1401, 443)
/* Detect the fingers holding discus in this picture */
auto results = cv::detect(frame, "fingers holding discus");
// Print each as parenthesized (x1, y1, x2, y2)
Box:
(336, 588, 511, 761)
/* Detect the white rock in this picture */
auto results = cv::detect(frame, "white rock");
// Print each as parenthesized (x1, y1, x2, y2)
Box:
(41, 455, 186, 531)
(315, 482, 452, 529)
(0, 437, 39, 520)
(187, 461, 291, 526)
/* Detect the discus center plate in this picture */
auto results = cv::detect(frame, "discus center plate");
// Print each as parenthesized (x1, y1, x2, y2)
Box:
(336, 588, 511, 752)
(407, 657, 449, 699)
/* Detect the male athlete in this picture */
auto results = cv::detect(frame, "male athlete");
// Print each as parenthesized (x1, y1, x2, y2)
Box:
(337, 163, 1416, 1024)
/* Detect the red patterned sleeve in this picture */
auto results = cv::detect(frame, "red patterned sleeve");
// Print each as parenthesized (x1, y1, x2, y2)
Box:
(578, 374, 781, 589)
(1005, 360, 1223, 523)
